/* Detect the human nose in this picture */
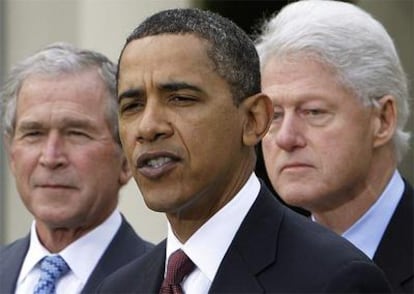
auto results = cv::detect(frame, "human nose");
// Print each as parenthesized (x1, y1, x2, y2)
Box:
(136, 100, 173, 143)
(39, 132, 68, 168)
(275, 113, 306, 152)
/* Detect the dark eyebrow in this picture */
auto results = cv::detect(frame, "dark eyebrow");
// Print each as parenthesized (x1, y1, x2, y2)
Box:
(118, 88, 144, 102)
(159, 82, 203, 93)
(17, 121, 43, 131)
(118, 82, 203, 102)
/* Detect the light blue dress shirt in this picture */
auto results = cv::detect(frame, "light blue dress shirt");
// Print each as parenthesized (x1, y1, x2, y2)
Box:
(342, 170, 404, 259)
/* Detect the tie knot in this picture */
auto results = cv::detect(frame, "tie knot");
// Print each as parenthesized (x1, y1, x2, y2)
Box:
(34, 255, 70, 294)
(40, 255, 70, 280)
(165, 249, 195, 285)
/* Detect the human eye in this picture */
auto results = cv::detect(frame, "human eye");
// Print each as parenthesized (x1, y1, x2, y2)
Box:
(303, 108, 325, 116)
(24, 130, 42, 137)
(271, 107, 284, 123)
(301, 108, 332, 126)
(119, 98, 145, 114)
(67, 130, 90, 138)
(18, 129, 44, 142)
(64, 128, 93, 145)
(169, 94, 197, 106)
(268, 108, 284, 133)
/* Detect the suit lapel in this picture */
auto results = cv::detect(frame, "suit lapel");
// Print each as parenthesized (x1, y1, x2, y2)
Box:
(0, 235, 30, 293)
(82, 217, 151, 293)
(373, 180, 414, 291)
(1, 218, 152, 294)
(135, 241, 166, 293)
(209, 184, 284, 293)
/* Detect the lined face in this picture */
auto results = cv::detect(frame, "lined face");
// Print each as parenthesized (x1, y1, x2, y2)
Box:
(261, 56, 378, 212)
(9, 70, 130, 230)
(117, 34, 248, 218)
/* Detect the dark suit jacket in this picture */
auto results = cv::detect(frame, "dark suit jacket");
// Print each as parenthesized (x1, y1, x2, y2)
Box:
(98, 184, 391, 293)
(373, 179, 414, 293)
(0, 216, 153, 294)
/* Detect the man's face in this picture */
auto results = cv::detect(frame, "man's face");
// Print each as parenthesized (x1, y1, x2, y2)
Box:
(261, 57, 378, 212)
(118, 34, 247, 218)
(9, 70, 130, 230)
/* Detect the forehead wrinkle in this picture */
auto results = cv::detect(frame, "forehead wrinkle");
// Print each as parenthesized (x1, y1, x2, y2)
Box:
(16, 120, 44, 131)
(58, 116, 97, 130)
(119, 87, 144, 102)
(17, 115, 97, 132)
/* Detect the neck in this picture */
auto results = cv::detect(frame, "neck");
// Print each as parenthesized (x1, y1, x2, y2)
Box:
(35, 227, 87, 253)
(35, 214, 110, 253)
(167, 157, 255, 243)
(313, 149, 397, 234)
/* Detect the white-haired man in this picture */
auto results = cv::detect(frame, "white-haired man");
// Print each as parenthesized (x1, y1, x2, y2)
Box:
(256, 1, 413, 292)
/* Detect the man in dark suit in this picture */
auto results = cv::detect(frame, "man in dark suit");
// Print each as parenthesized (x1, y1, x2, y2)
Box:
(373, 180, 413, 292)
(0, 42, 153, 293)
(255, 1, 413, 292)
(98, 8, 391, 293)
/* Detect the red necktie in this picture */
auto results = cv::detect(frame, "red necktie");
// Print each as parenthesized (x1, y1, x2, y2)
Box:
(159, 249, 195, 294)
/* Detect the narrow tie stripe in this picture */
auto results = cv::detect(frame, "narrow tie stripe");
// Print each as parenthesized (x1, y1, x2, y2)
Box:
(34, 255, 70, 294)
(160, 249, 195, 294)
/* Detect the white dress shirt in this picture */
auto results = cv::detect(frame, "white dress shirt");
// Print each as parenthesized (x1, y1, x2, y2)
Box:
(342, 170, 404, 259)
(165, 173, 261, 294)
(15, 209, 122, 294)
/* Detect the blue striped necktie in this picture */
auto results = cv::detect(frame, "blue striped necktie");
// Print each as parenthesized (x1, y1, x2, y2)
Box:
(33, 255, 70, 294)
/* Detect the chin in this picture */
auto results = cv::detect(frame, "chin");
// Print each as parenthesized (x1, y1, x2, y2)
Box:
(142, 196, 172, 213)
(279, 188, 313, 208)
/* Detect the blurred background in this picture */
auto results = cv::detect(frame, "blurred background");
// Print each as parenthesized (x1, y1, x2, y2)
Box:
(0, 0, 412, 245)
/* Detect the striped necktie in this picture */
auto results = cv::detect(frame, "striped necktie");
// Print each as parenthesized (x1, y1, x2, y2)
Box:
(33, 255, 70, 294)
(159, 249, 195, 294)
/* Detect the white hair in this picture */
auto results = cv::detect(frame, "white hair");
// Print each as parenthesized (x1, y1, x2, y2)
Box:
(256, 0, 411, 162)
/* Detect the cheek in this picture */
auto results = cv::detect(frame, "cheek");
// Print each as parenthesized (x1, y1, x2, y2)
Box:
(262, 135, 274, 154)
(187, 117, 229, 150)
(262, 135, 279, 165)
(316, 133, 370, 181)
(10, 147, 36, 178)
(186, 120, 240, 173)
(119, 121, 135, 147)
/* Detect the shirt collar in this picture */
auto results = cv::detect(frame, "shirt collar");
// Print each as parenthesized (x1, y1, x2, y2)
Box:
(342, 170, 404, 258)
(18, 226, 50, 284)
(19, 209, 122, 284)
(166, 173, 260, 281)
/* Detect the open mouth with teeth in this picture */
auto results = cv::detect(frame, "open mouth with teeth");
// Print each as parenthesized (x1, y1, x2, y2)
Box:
(145, 157, 173, 168)
(137, 154, 180, 179)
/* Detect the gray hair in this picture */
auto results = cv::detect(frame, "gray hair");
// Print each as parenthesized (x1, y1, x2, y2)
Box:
(1, 42, 121, 146)
(256, 0, 411, 162)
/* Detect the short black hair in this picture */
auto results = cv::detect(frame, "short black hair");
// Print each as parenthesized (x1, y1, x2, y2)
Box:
(118, 8, 261, 105)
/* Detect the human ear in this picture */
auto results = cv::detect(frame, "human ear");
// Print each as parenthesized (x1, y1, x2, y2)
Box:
(241, 93, 273, 146)
(373, 95, 397, 148)
(119, 154, 132, 186)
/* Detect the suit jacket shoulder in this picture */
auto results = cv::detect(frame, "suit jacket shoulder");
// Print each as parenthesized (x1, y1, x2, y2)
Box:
(99, 184, 391, 293)
(374, 179, 414, 293)
(209, 184, 391, 293)
(0, 235, 30, 294)
(0, 216, 153, 294)
(98, 240, 166, 293)
(81, 217, 154, 293)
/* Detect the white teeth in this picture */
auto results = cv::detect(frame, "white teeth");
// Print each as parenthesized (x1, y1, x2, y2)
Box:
(147, 157, 172, 168)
